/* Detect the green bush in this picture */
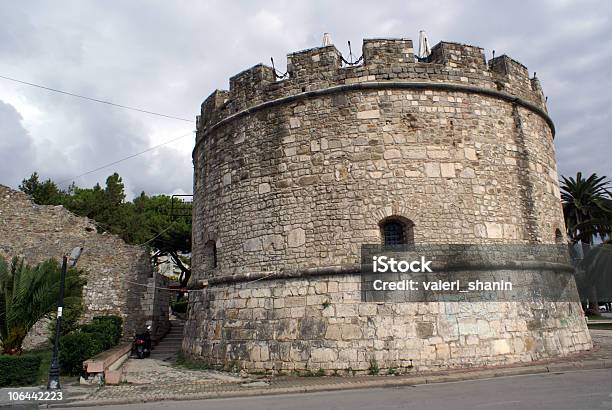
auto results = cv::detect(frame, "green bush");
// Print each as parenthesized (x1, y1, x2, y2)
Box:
(59, 332, 103, 376)
(171, 299, 188, 314)
(80, 323, 113, 350)
(0, 354, 42, 386)
(93, 315, 122, 343)
(80, 316, 123, 350)
(47, 301, 84, 343)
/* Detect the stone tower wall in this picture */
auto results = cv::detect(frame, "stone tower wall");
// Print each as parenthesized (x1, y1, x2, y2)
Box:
(193, 40, 563, 279)
(186, 39, 591, 374)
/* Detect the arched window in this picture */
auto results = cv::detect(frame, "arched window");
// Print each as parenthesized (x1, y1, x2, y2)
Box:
(554, 229, 564, 244)
(204, 240, 217, 269)
(379, 217, 414, 246)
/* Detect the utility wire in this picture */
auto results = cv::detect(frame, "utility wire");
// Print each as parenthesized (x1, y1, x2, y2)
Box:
(136, 222, 176, 247)
(0, 74, 193, 122)
(57, 130, 194, 185)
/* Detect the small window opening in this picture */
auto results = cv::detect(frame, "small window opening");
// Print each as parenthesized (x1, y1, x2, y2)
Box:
(554, 229, 564, 244)
(204, 240, 217, 269)
(379, 217, 414, 246)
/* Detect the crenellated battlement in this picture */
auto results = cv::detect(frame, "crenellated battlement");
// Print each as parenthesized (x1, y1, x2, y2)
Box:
(287, 45, 343, 82)
(197, 38, 547, 132)
(362, 38, 414, 66)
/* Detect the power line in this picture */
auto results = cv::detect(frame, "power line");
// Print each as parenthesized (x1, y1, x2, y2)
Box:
(0, 74, 193, 122)
(57, 130, 194, 185)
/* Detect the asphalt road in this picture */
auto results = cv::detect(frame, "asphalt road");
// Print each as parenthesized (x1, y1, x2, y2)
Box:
(69, 368, 612, 410)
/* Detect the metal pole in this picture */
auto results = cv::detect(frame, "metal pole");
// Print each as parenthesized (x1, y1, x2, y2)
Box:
(47, 255, 68, 390)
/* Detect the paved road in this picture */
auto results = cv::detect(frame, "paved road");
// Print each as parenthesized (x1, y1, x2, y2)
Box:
(69, 368, 612, 410)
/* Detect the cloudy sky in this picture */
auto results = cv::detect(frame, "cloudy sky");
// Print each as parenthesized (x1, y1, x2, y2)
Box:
(1, 0, 610, 198)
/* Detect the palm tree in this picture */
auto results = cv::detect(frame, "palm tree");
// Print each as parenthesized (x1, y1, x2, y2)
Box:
(0, 257, 84, 354)
(560, 172, 612, 244)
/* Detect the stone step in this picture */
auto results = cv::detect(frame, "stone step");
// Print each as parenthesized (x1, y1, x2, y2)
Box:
(156, 341, 182, 346)
(152, 350, 180, 355)
(155, 342, 182, 348)
(155, 344, 181, 350)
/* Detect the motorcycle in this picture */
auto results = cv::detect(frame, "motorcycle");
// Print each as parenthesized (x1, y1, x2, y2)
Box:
(131, 325, 152, 359)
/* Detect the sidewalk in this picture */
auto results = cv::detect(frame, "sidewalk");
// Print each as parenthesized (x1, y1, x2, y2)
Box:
(23, 329, 611, 408)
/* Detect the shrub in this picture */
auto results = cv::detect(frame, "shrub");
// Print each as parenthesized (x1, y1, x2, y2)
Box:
(48, 300, 84, 343)
(171, 299, 188, 314)
(368, 359, 380, 375)
(93, 315, 122, 343)
(59, 332, 103, 376)
(80, 322, 114, 350)
(79, 316, 123, 350)
(0, 354, 42, 386)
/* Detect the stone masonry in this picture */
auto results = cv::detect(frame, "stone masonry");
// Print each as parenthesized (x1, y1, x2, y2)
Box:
(185, 38, 592, 374)
(0, 185, 170, 341)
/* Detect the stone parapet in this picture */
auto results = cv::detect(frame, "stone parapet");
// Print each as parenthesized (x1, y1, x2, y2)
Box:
(196, 38, 546, 139)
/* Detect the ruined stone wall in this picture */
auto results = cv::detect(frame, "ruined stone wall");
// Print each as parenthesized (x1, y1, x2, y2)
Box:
(186, 38, 591, 373)
(146, 270, 171, 342)
(0, 185, 169, 340)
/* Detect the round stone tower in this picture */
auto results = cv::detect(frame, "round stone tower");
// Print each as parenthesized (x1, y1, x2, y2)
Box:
(185, 38, 592, 374)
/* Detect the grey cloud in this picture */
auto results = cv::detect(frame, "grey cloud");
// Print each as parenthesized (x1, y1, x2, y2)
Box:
(0, 0, 610, 199)
(0, 101, 36, 187)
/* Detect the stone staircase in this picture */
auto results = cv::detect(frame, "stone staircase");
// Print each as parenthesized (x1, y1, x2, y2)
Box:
(150, 320, 184, 362)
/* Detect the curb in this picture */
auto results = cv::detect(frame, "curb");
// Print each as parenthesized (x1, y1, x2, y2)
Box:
(44, 358, 612, 408)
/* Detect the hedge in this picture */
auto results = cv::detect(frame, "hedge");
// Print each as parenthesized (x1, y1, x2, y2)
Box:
(58, 315, 123, 376)
(0, 354, 42, 387)
(59, 332, 103, 376)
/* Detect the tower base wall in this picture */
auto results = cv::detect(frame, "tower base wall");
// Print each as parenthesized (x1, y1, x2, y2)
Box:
(183, 273, 592, 375)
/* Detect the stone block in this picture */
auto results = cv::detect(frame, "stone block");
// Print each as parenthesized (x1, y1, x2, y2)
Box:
(341, 324, 362, 340)
(357, 109, 380, 119)
(243, 237, 262, 252)
(311, 348, 337, 363)
(287, 228, 306, 248)
(440, 163, 456, 178)
(424, 163, 441, 177)
(492, 339, 512, 355)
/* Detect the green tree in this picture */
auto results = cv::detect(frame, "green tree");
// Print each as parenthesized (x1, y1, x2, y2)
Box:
(560, 172, 612, 244)
(104, 173, 126, 206)
(130, 193, 192, 286)
(18, 173, 65, 205)
(0, 256, 85, 354)
(19, 171, 193, 286)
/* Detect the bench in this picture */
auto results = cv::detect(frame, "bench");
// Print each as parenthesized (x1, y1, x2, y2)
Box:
(82, 342, 131, 385)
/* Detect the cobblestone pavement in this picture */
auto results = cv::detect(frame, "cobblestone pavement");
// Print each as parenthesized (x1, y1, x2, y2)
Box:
(121, 357, 243, 385)
(47, 330, 611, 408)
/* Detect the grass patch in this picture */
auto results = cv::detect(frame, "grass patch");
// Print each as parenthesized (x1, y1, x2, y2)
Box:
(174, 351, 210, 371)
(368, 359, 380, 375)
(303, 368, 325, 377)
(588, 323, 612, 330)
(31, 348, 53, 385)
(586, 315, 610, 321)
(26, 346, 79, 386)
